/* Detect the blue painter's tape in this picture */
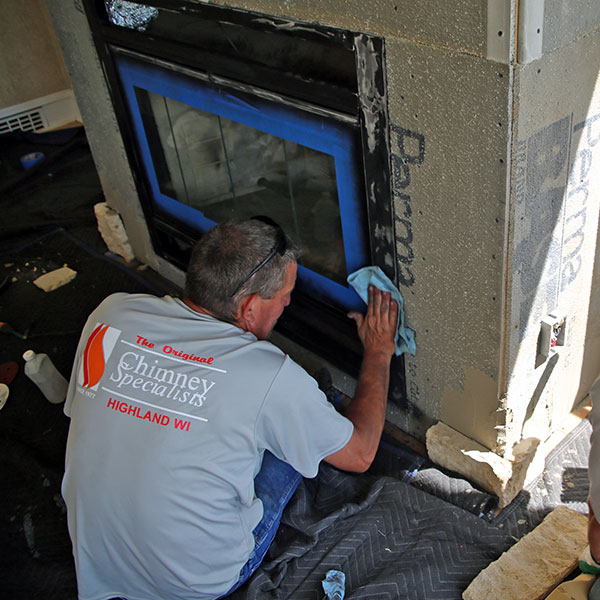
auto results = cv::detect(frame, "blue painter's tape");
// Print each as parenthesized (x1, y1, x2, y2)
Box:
(20, 152, 45, 169)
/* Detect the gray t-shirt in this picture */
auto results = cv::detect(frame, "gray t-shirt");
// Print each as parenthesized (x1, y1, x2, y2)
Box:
(62, 293, 353, 600)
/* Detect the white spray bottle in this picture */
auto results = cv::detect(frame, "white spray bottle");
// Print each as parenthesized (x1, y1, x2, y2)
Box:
(23, 350, 68, 404)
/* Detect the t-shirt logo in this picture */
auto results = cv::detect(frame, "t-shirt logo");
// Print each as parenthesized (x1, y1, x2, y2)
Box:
(78, 322, 121, 391)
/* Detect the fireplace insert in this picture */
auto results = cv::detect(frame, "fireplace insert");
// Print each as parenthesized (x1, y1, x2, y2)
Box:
(82, 0, 400, 382)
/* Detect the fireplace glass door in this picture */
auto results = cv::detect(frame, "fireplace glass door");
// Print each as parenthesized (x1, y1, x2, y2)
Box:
(115, 52, 368, 311)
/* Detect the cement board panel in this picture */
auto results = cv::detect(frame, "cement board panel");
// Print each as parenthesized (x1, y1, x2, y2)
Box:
(384, 37, 509, 447)
(543, 0, 600, 56)
(505, 30, 600, 451)
(217, 0, 488, 55)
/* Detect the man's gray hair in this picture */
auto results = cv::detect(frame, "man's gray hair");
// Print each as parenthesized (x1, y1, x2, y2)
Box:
(184, 218, 299, 323)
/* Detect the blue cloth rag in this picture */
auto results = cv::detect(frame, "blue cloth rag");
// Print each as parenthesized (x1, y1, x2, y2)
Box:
(347, 266, 416, 356)
(322, 569, 345, 600)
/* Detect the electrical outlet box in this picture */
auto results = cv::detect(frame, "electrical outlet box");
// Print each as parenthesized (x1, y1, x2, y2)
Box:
(539, 312, 567, 358)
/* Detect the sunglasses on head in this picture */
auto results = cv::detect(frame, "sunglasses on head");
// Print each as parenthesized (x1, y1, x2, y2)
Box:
(229, 216, 288, 297)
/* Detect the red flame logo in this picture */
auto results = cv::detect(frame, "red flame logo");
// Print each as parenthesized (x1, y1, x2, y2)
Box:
(82, 323, 109, 389)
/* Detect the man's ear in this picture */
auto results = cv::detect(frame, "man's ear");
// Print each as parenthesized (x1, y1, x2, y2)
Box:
(236, 293, 259, 331)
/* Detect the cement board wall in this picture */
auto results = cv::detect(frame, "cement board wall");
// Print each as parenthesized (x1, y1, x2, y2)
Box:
(385, 38, 510, 445)
(215, 0, 489, 55)
(504, 28, 600, 453)
(543, 0, 600, 56)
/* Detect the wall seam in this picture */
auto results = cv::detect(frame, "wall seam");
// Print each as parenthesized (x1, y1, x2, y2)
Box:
(496, 0, 519, 456)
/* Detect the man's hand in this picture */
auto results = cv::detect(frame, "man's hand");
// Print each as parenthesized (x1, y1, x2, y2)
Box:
(325, 285, 399, 473)
(348, 285, 398, 356)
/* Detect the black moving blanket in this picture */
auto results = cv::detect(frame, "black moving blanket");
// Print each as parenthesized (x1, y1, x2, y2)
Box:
(232, 464, 514, 600)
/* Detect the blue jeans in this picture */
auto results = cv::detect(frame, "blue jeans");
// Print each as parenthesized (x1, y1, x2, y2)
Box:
(217, 451, 302, 598)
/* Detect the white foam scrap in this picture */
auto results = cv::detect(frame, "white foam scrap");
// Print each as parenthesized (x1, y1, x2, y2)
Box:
(94, 202, 135, 262)
(33, 266, 77, 292)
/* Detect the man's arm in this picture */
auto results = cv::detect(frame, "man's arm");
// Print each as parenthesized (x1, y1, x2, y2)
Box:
(324, 285, 398, 473)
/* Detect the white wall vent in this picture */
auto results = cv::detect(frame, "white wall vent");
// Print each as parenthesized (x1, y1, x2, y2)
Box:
(0, 109, 47, 134)
(0, 89, 81, 134)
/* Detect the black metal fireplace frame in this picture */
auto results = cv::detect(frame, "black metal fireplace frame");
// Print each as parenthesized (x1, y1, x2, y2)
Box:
(80, 0, 404, 396)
